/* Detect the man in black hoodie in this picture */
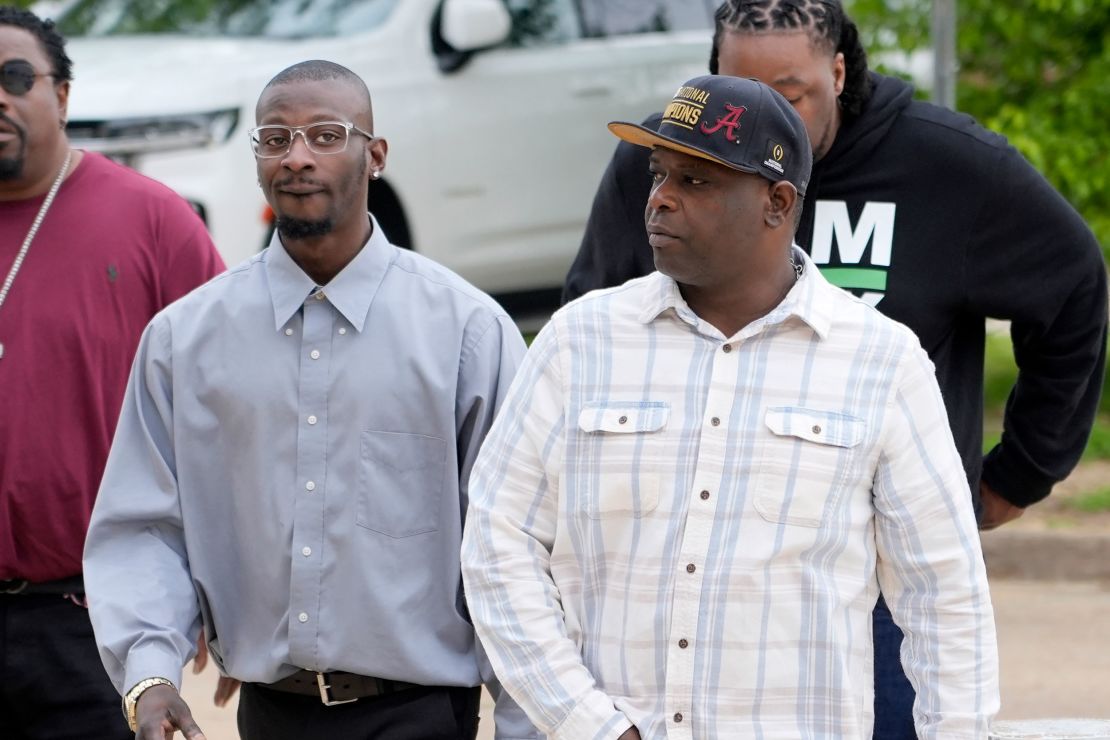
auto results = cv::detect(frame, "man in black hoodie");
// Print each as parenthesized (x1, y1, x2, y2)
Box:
(562, 1, 1108, 737)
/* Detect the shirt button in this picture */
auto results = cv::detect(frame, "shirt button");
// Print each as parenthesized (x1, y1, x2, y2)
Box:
(678, 638, 689, 649)
(722, 344, 732, 353)
(310, 349, 321, 360)
(700, 490, 710, 501)
(307, 415, 318, 425)
(686, 563, 696, 573)
(812, 424, 822, 434)
(618, 415, 628, 425)
(301, 546, 312, 557)
(314, 292, 325, 301)
(305, 481, 316, 491)
(674, 713, 683, 723)
(338, 327, 347, 335)
(284, 328, 293, 336)
(710, 417, 720, 426)
(298, 612, 309, 623)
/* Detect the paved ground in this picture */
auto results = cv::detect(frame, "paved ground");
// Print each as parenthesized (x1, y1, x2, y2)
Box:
(179, 578, 1110, 738)
(991, 580, 1110, 720)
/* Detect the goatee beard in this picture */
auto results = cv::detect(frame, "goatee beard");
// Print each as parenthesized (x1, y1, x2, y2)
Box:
(0, 115, 25, 180)
(0, 157, 24, 181)
(276, 215, 334, 240)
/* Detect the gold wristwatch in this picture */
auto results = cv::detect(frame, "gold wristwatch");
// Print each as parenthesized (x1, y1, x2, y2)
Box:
(122, 677, 176, 732)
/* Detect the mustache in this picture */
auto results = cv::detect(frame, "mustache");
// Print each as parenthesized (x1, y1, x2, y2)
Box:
(0, 112, 25, 138)
(645, 217, 676, 236)
(274, 175, 326, 189)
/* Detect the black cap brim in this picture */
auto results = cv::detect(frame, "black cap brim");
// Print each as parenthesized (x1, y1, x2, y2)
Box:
(608, 120, 762, 177)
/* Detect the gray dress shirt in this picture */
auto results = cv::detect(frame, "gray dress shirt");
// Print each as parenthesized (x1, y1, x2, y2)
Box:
(83, 218, 526, 703)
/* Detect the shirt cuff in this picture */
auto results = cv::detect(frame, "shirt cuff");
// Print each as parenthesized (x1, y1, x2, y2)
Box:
(123, 643, 184, 699)
(547, 689, 632, 740)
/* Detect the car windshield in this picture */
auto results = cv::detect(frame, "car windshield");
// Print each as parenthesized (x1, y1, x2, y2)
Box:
(51, 0, 399, 39)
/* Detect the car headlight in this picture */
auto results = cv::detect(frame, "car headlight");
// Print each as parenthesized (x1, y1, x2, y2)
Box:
(67, 108, 240, 156)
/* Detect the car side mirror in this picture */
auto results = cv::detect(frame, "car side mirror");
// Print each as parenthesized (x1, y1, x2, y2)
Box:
(439, 0, 511, 51)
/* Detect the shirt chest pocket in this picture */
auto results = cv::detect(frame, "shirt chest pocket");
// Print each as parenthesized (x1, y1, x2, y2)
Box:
(575, 402, 669, 520)
(753, 407, 865, 528)
(357, 431, 446, 537)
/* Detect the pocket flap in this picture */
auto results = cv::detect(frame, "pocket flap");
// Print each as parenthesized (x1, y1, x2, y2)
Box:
(764, 407, 864, 448)
(578, 402, 669, 434)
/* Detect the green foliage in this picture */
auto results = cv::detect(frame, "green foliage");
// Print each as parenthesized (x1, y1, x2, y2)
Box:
(846, 0, 933, 54)
(505, 0, 561, 46)
(1064, 486, 1110, 513)
(23, 0, 392, 37)
(847, 0, 1110, 260)
(981, 423, 1001, 455)
(55, 0, 306, 36)
(1081, 418, 1110, 461)
(983, 330, 1018, 409)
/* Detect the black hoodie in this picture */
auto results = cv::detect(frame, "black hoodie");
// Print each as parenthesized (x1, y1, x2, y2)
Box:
(563, 72, 1107, 512)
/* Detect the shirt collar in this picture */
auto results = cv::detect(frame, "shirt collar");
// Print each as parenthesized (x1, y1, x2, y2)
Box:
(637, 246, 832, 340)
(265, 213, 393, 333)
(785, 248, 833, 339)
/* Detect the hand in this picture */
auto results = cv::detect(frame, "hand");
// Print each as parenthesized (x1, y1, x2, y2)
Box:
(191, 634, 209, 674)
(135, 684, 206, 740)
(979, 480, 1025, 531)
(213, 675, 241, 707)
(191, 634, 241, 707)
(617, 728, 642, 740)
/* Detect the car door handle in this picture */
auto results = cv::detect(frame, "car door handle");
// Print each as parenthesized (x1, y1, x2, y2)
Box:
(571, 84, 613, 98)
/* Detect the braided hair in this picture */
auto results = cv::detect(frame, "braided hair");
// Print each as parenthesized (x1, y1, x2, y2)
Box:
(0, 6, 73, 83)
(709, 0, 872, 118)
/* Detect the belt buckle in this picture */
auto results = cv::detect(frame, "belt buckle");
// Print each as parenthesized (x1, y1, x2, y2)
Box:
(316, 672, 358, 706)
(0, 580, 28, 594)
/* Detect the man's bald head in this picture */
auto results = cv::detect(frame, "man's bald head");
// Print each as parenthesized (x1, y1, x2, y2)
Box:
(259, 60, 373, 129)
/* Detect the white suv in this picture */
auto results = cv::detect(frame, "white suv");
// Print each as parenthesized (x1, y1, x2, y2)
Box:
(49, 0, 712, 304)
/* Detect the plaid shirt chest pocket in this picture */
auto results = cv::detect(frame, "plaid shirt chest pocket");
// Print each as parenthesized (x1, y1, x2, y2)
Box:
(754, 407, 866, 527)
(575, 401, 669, 519)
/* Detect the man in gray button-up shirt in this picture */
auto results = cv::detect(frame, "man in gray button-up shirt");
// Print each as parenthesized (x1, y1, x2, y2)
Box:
(83, 60, 529, 740)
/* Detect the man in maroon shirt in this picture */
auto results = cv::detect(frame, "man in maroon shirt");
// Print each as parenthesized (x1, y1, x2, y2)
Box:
(0, 7, 225, 737)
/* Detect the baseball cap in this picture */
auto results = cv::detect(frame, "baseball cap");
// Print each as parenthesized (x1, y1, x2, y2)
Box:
(609, 75, 812, 195)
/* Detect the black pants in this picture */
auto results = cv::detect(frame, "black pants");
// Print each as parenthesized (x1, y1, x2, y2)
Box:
(238, 681, 482, 740)
(0, 594, 131, 740)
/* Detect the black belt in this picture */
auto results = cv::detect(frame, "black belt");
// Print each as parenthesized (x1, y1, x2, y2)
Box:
(262, 670, 420, 706)
(0, 575, 84, 596)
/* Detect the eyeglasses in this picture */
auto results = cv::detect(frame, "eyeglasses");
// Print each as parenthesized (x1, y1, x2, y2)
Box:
(1, 59, 55, 96)
(248, 121, 374, 158)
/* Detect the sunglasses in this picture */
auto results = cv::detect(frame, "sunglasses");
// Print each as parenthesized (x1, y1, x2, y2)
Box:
(1, 59, 55, 96)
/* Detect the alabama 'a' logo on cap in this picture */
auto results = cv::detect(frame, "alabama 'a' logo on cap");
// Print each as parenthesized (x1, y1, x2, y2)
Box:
(700, 103, 747, 142)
